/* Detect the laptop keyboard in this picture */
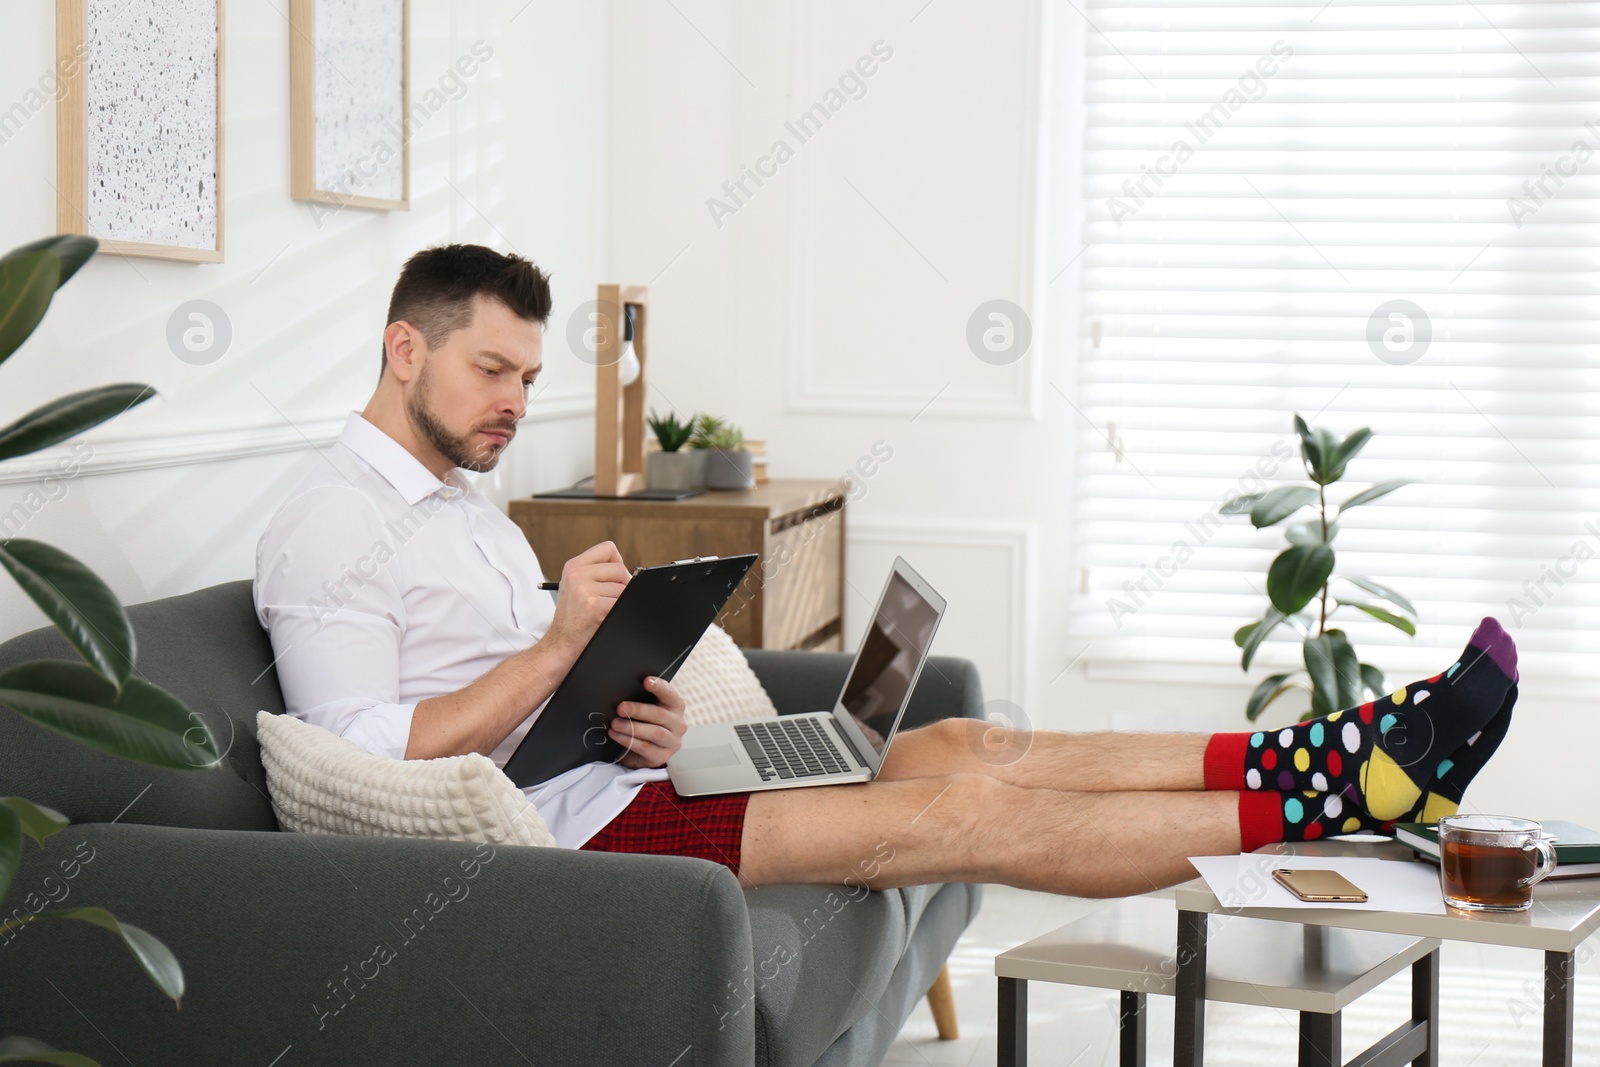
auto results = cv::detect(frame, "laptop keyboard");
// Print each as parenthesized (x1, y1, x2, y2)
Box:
(734, 717, 854, 782)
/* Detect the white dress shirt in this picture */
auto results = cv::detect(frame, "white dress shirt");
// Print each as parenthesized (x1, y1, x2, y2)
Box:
(253, 410, 667, 849)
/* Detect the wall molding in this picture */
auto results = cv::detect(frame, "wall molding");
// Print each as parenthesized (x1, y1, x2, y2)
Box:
(848, 516, 1037, 708)
(779, 0, 1048, 422)
(0, 389, 595, 486)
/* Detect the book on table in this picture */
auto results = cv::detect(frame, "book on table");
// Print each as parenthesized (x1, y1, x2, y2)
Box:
(1395, 820, 1600, 880)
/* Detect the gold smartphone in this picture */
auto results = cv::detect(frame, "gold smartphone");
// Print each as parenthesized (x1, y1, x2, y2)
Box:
(1272, 868, 1368, 903)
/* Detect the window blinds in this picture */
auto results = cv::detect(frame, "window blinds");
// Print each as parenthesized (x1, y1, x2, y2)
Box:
(1069, 1, 1600, 691)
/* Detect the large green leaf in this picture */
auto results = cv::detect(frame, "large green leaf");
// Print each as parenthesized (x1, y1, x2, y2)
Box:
(1267, 544, 1335, 615)
(0, 798, 68, 847)
(0, 541, 134, 691)
(1327, 427, 1373, 480)
(1246, 672, 1302, 722)
(1341, 599, 1418, 636)
(1308, 427, 1343, 484)
(0, 1036, 100, 1067)
(1286, 518, 1339, 545)
(1338, 480, 1410, 514)
(1293, 414, 1320, 479)
(1219, 492, 1266, 516)
(0, 806, 19, 906)
(1235, 607, 1287, 671)
(8, 235, 97, 287)
(0, 660, 217, 770)
(1326, 629, 1363, 709)
(1249, 486, 1320, 528)
(1339, 575, 1417, 616)
(0, 252, 60, 370)
(0, 907, 182, 1004)
(0, 384, 156, 463)
(1303, 630, 1363, 715)
(1359, 662, 1387, 702)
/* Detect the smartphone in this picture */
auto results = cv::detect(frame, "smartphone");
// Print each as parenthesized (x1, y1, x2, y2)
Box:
(1272, 867, 1368, 903)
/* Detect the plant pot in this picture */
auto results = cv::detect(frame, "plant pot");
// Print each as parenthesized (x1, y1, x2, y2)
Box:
(704, 448, 755, 490)
(688, 448, 709, 488)
(647, 450, 697, 491)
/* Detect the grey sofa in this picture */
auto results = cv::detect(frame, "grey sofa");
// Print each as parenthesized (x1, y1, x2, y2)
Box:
(0, 579, 983, 1066)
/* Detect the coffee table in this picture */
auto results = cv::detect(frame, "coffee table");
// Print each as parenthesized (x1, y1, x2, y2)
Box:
(1171, 839, 1600, 1066)
(995, 894, 1438, 1067)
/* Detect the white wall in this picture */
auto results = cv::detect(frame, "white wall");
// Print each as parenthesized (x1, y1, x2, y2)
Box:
(607, 0, 1071, 712)
(0, 0, 605, 639)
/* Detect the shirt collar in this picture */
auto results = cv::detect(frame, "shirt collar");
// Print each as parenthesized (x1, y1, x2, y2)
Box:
(338, 411, 475, 507)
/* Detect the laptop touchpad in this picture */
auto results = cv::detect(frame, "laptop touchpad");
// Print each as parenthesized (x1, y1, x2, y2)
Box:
(675, 744, 741, 770)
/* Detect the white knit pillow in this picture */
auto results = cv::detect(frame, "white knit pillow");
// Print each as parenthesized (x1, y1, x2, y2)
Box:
(673, 623, 780, 726)
(256, 711, 556, 848)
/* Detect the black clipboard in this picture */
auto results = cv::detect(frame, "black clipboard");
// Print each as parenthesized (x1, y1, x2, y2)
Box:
(503, 553, 758, 788)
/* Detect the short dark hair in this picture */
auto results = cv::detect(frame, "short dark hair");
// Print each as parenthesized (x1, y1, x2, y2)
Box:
(380, 244, 554, 378)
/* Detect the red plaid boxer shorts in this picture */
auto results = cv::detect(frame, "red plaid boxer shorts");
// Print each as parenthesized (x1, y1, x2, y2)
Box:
(579, 779, 752, 876)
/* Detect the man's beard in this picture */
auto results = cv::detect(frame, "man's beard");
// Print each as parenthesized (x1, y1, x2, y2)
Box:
(406, 364, 510, 473)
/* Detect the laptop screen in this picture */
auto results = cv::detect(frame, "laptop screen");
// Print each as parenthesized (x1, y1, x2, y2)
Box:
(838, 565, 943, 768)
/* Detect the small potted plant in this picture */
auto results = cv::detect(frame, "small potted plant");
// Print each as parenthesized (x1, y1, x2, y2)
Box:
(692, 414, 755, 490)
(646, 409, 697, 490)
(1222, 414, 1415, 722)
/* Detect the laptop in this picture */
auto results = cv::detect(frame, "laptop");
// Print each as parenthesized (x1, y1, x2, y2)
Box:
(667, 556, 946, 796)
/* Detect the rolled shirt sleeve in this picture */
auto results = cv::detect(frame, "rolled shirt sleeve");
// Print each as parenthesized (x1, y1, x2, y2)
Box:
(254, 484, 418, 761)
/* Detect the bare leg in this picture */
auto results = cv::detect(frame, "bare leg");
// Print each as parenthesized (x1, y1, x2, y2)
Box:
(739, 771, 1240, 896)
(875, 718, 1210, 792)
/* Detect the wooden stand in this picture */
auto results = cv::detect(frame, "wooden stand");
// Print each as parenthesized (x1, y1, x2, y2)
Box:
(594, 283, 648, 497)
(508, 478, 848, 650)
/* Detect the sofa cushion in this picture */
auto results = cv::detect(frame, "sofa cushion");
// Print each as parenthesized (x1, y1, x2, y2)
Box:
(677, 623, 779, 726)
(257, 712, 557, 846)
(0, 580, 281, 831)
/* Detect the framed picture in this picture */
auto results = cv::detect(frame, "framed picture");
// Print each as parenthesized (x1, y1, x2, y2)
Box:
(290, 0, 410, 212)
(55, 0, 225, 264)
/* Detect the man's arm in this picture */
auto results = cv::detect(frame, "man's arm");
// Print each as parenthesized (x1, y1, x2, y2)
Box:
(403, 540, 633, 760)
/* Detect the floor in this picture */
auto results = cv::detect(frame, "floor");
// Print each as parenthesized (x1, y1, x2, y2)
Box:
(883, 884, 1600, 1067)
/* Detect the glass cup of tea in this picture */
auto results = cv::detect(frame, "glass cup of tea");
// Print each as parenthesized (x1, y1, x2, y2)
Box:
(1438, 814, 1557, 913)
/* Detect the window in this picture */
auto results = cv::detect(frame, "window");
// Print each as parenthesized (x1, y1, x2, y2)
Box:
(1069, 1, 1600, 692)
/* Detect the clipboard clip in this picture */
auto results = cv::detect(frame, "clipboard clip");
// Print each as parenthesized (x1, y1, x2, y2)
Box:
(634, 554, 721, 575)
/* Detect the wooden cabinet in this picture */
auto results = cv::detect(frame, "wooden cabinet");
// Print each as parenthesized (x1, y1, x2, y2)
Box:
(507, 478, 848, 651)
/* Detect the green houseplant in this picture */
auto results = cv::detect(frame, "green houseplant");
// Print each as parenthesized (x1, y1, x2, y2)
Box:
(645, 408, 698, 491)
(692, 415, 753, 490)
(1222, 414, 1416, 723)
(0, 236, 220, 1065)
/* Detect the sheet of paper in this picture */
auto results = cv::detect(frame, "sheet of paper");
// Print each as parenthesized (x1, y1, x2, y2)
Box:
(1188, 853, 1447, 915)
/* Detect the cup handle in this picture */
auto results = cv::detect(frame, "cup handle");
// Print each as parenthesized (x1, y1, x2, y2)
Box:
(1519, 835, 1558, 890)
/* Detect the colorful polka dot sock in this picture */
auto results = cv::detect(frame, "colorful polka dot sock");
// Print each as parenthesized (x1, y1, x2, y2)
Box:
(1408, 683, 1517, 825)
(1207, 617, 1518, 850)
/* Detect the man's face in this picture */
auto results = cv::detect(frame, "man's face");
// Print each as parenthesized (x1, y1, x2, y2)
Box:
(404, 294, 543, 473)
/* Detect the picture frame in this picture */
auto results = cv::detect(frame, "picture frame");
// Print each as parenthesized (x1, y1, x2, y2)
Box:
(289, 0, 410, 213)
(54, 0, 226, 264)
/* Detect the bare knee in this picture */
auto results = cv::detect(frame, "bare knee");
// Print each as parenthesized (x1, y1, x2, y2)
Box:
(886, 771, 1021, 883)
(905, 716, 970, 749)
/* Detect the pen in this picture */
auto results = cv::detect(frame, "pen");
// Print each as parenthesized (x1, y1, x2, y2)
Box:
(538, 581, 559, 591)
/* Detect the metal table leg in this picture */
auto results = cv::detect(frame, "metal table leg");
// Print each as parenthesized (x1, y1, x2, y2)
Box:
(1174, 909, 1208, 1067)
(1544, 950, 1574, 1067)
(1412, 949, 1438, 1067)
(998, 975, 1026, 1067)
(1120, 990, 1147, 1067)
(1297, 1009, 1340, 1067)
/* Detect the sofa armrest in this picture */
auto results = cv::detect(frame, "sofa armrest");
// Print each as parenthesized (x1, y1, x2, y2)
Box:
(2, 823, 754, 1066)
(741, 650, 985, 730)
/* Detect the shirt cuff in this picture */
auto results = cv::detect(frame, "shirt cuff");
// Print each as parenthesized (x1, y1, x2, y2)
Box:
(337, 702, 418, 761)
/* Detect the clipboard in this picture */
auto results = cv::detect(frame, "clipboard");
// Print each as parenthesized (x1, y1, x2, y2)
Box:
(503, 553, 758, 788)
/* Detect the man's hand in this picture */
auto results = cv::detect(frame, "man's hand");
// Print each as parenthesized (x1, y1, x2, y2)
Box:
(543, 541, 631, 663)
(610, 675, 688, 769)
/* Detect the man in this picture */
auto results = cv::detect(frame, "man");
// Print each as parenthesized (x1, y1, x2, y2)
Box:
(255, 244, 1519, 898)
